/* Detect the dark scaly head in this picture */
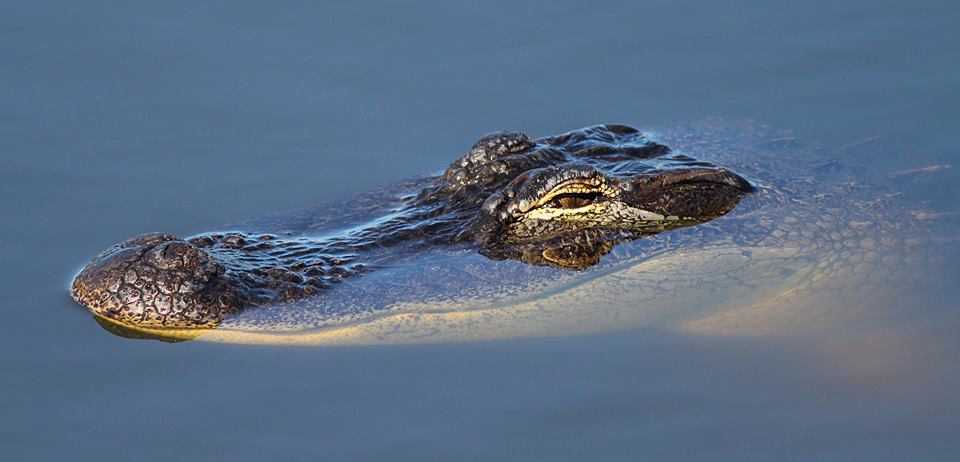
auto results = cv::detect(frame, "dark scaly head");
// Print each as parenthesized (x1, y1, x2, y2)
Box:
(458, 124, 754, 263)
(70, 124, 754, 332)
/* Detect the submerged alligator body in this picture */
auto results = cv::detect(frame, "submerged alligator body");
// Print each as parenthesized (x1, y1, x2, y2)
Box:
(70, 122, 943, 343)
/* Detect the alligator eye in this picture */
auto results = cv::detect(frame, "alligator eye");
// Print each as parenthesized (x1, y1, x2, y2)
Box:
(549, 192, 602, 209)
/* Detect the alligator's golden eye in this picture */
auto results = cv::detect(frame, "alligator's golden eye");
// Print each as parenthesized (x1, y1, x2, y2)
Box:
(549, 192, 601, 209)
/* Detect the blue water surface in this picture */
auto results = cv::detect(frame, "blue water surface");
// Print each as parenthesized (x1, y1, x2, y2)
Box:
(2, 1, 958, 460)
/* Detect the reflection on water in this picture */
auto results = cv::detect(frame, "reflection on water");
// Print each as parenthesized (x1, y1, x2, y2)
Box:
(3, 0, 959, 459)
(93, 315, 196, 343)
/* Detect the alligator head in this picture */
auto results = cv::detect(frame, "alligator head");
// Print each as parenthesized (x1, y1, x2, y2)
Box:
(445, 125, 753, 267)
(71, 124, 753, 330)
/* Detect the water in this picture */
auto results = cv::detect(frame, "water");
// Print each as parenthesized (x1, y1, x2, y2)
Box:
(2, 1, 958, 459)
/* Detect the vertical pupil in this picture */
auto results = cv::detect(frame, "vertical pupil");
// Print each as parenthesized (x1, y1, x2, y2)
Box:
(554, 193, 598, 209)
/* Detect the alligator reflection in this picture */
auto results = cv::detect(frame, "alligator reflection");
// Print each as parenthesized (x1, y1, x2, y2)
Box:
(93, 315, 200, 343)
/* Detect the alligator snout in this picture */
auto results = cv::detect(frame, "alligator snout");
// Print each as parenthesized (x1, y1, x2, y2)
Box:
(71, 233, 239, 328)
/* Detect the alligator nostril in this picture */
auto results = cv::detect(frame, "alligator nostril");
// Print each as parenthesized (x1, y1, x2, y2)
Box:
(146, 241, 210, 271)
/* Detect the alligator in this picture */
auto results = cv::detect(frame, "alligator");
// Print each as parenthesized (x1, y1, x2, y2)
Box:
(70, 122, 945, 343)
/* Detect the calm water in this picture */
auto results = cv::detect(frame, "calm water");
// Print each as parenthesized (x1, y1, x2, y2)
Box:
(3, 1, 959, 460)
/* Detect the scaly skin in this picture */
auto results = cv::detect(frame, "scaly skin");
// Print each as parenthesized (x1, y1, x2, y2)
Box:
(71, 124, 753, 330)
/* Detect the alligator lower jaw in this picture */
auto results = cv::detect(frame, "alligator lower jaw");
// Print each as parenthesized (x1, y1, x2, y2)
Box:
(91, 313, 210, 343)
